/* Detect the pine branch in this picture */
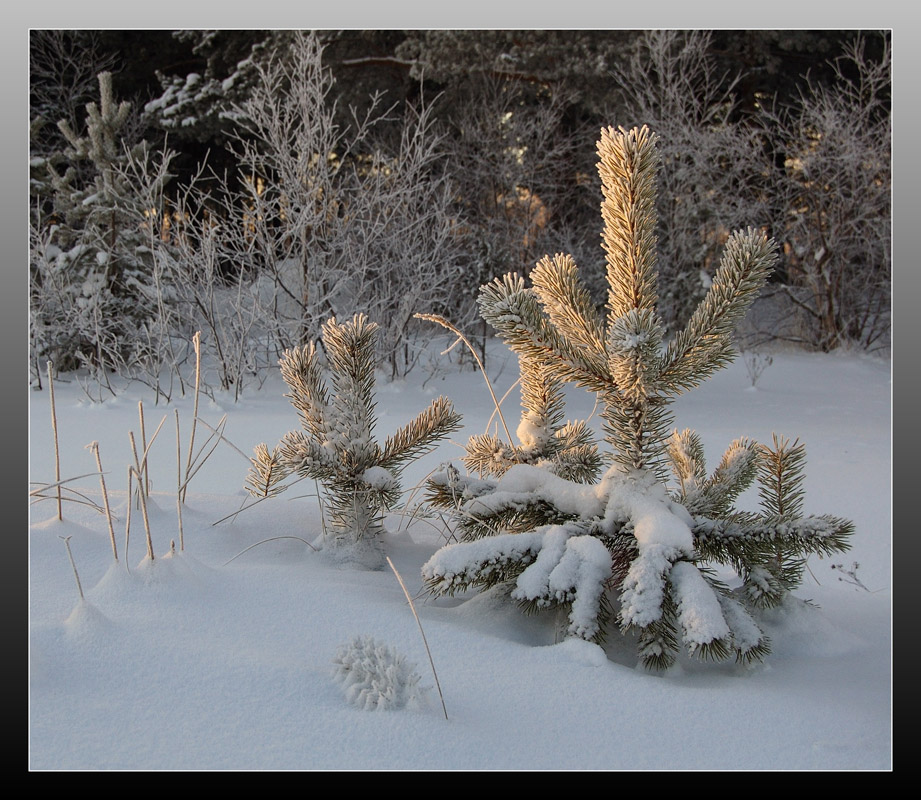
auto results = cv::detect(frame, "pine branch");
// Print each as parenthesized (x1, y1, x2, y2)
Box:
(634, 603, 680, 671)
(659, 229, 778, 393)
(599, 390, 673, 475)
(669, 432, 760, 517)
(758, 434, 807, 518)
(245, 442, 294, 498)
(547, 437, 603, 484)
(278, 342, 329, 440)
(741, 561, 795, 609)
(597, 125, 661, 321)
(605, 306, 665, 402)
(529, 252, 607, 357)
(380, 396, 463, 472)
(322, 315, 380, 466)
(462, 433, 519, 479)
(692, 513, 854, 563)
(667, 428, 707, 497)
(277, 429, 339, 482)
(478, 273, 613, 392)
(668, 561, 732, 659)
(717, 593, 772, 664)
(703, 438, 760, 515)
(422, 531, 546, 595)
(516, 349, 567, 456)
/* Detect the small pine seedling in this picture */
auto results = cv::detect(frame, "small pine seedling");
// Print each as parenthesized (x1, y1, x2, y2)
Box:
(332, 635, 429, 711)
(248, 314, 462, 569)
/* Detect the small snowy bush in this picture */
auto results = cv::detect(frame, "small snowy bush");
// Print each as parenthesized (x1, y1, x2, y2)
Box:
(423, 126, 853, 670)
(332, 636, 428, 711)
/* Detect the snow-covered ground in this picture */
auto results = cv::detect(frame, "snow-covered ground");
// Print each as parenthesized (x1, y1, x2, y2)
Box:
(29, 340, 891, 770)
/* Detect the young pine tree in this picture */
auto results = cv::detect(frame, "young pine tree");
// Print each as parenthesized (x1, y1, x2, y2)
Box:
(32, 72, 171, 376)
(422, 126, 853, 670)
(421, 323, 602, 543)
(248, 314, 462, 569)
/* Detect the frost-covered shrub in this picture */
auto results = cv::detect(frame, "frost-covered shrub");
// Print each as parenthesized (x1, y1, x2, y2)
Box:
(762, 35, 891, 352)
(247, 314, 462, 569)
(422, 126, 853, 670)
(332, 636, 428, 711)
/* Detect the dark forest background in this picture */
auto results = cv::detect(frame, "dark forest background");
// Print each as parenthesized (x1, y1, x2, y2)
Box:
(29, 30, 891, 398)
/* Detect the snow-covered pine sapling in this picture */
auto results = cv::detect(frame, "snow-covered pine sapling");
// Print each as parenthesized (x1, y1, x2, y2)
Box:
(422, 126, 853, 670)
(461, 347, 601, 484)
(420, 313, 601, 541)
(247, 314, 462, 569)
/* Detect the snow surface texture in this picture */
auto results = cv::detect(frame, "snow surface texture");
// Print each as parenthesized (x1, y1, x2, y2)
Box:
(29, 341, 891, 769)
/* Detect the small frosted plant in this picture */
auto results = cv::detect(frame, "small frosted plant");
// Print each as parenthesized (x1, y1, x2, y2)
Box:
(420, 314, 602, 542)
(332, 636, 429, 711)
(461, 346, 602, 485)
(422, 126, 853, 670)
(248, 314, 462, 568)
(741, 348, 773, 388)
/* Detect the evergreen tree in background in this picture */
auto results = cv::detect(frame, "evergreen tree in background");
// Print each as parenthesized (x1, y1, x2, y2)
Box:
(422, 127, 853, 669)
(31, 71, 173, 380)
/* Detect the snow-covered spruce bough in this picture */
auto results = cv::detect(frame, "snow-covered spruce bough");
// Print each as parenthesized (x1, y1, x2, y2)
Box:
(422, 126, 853, 671)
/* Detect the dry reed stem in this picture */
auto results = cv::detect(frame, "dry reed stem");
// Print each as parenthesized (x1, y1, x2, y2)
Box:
(178, 415, 229, 494)
(223, 536, 318, 566)
(29, 472, 104, 496)
(59, 535, 84, 601)
(138, 402, 150, 495)
(128, 439, 155, 561)
(47, 361, 62, 521)
(191, 416, 250, 460)
(88, 442, 117, 562)
(128, 416, 166, 503)
(182, 331, 202, 503)
(128, 430, 143, 501)
(175, 409, 184, 551)
(124, 466, 133, 571)
(386, 556, 448, 720)
(29, 487, 106, 513)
